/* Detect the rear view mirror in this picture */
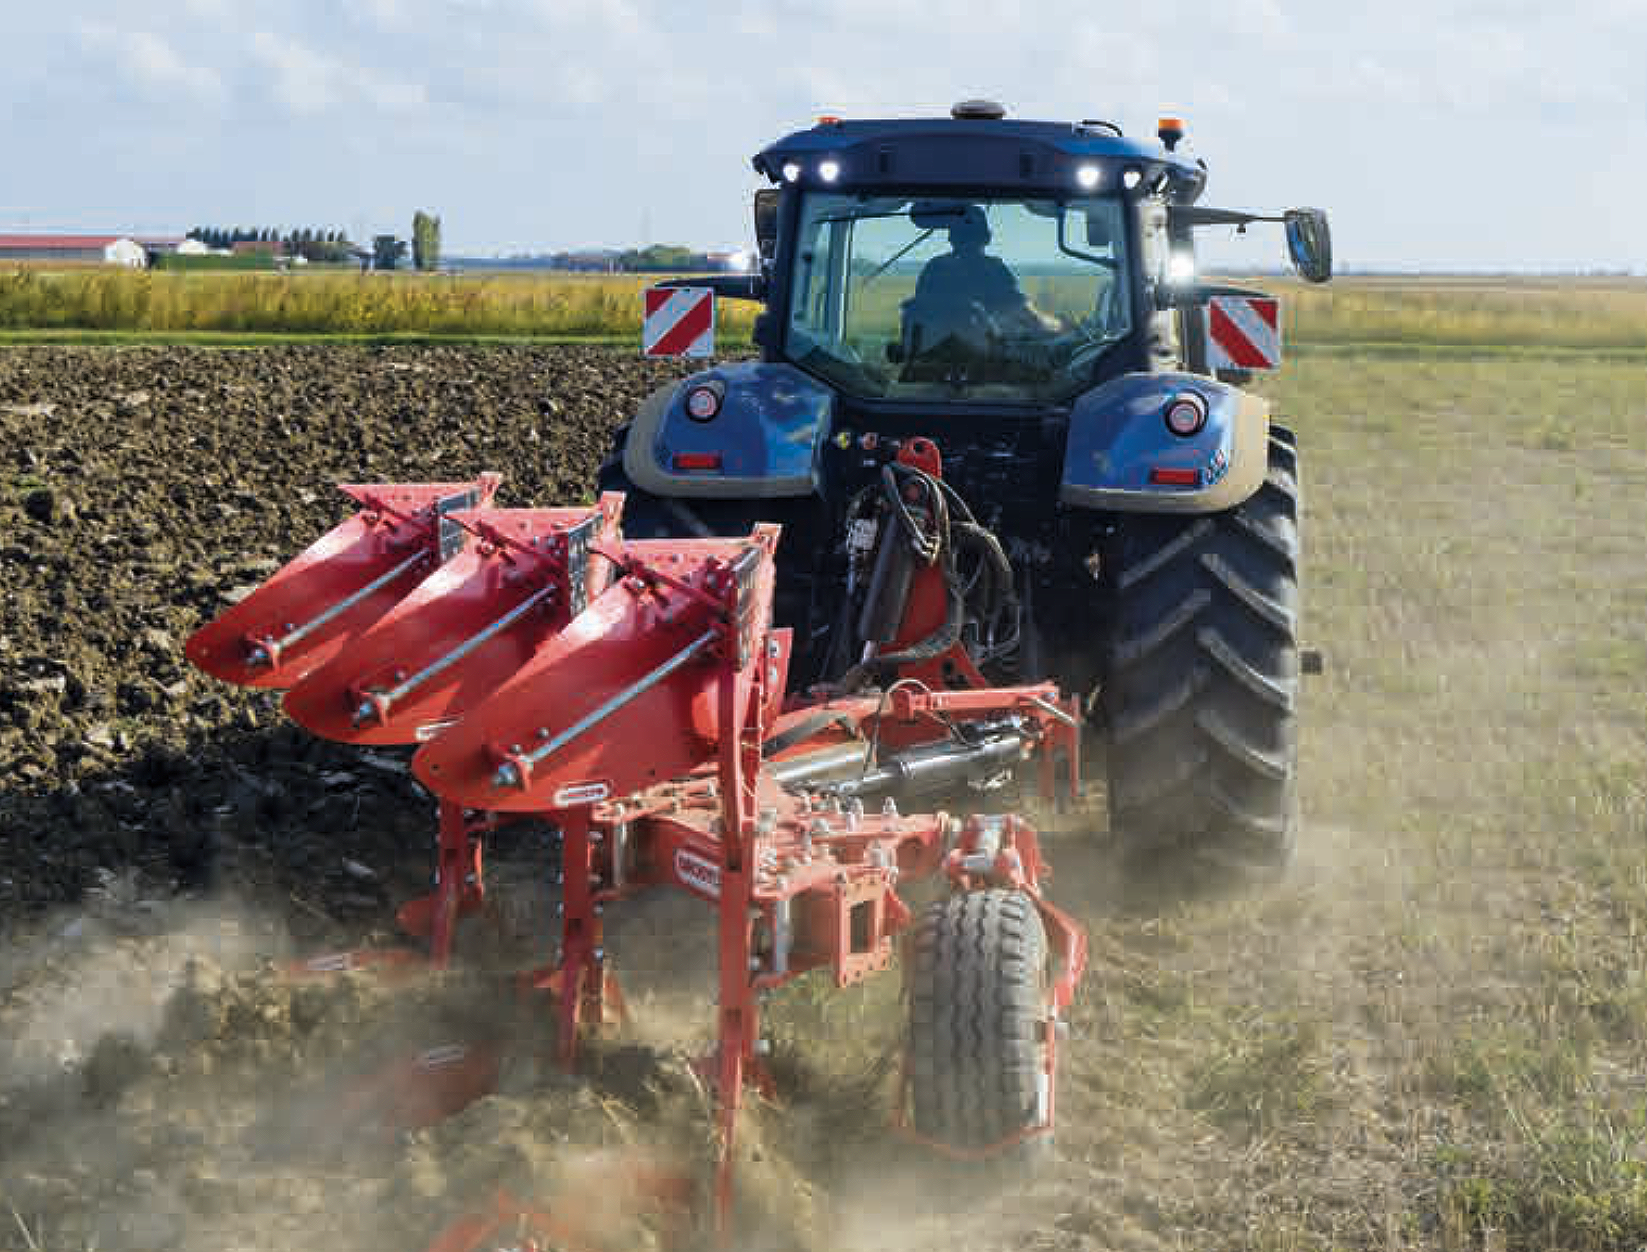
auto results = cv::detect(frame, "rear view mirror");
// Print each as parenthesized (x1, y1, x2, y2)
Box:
(753, 189, 780, 263)
(1084, 206, 1113, 249)
(909, 202, 968, 229)
(1285, 208, 1332, 283)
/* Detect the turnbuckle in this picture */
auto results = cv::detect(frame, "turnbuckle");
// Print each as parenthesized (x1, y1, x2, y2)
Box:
(351, 581, 560, 727)
(492, 627, 720, 790)
(246, 550, 428, 669)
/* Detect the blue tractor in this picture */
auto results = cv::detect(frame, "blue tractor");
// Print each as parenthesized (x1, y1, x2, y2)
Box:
(602, 100, 1330, 877)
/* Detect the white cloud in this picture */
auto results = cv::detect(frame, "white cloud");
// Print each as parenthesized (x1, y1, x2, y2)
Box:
(76, 22, 225, 104)
(248, 31, 339, 113)
(248, 30, 427, 115)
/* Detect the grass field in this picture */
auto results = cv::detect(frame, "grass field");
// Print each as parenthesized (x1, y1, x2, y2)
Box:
(2, 267, 1644, 353)
(1017, 349, 1647, 1251)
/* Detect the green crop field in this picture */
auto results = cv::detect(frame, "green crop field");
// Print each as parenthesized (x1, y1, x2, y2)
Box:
(1, 267, 1644, 353)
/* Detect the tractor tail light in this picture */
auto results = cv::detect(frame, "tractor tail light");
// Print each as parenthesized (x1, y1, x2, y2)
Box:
(685, 384, 723, 421)
(1150, 467, 1199, 487)
(1164, 394, 1207, 437)
(673, 452, 723, 471)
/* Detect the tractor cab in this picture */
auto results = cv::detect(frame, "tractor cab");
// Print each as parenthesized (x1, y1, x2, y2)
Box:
(780, 192, 1133, 404)
(736, 102, 1330, 407)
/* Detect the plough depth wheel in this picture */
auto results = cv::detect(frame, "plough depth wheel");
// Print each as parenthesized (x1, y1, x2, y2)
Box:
(906, 889, 1051, 1155)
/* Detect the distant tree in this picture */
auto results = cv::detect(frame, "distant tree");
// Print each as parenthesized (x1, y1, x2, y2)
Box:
(412, 211, 442, 271)
(373, 234, 409, 271)
(617, 243, 699, 273)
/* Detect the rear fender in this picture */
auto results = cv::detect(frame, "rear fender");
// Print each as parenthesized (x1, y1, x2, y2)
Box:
(623, 362, 834, 498)
(1059, 372, 1269, 513)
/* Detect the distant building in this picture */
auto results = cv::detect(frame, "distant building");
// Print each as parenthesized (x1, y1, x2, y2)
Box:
(0, 234, 154, 267)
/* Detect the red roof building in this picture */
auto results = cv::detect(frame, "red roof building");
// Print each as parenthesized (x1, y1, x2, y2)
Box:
(0, 234, 153, 266)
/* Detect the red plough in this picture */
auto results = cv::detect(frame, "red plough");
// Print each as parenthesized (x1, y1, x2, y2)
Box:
(187, 476, 501, 688)
(188, 468, 1088, 1247)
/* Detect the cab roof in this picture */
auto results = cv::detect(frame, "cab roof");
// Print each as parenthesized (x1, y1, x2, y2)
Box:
(753, 112, 1207, 201)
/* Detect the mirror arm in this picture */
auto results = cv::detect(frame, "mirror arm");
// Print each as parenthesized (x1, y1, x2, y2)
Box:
(1155, 281, 1272, 311)
(656, 274, 767, 302)
(1169, 206, 1285, 230)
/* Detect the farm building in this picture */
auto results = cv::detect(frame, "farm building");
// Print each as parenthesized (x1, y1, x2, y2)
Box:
(0, 234, 183, 267)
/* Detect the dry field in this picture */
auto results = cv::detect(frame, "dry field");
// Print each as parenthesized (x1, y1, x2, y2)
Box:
(1033, 350, 1647, 1251)
(0, 314, 1644, 1250)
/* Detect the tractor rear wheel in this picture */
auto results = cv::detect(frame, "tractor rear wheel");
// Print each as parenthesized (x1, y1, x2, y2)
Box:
(906, 889, 1049, 1152)
(1100, 426, 1302, 876)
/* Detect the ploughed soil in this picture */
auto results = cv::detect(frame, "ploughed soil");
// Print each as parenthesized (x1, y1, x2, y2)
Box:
(0, 345, 701, 923)
(0, 346, 994, 1252)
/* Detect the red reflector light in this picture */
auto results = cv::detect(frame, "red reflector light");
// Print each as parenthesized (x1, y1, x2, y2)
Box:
(672, 452, 723, 471)
(1150, 467, 1200, 486)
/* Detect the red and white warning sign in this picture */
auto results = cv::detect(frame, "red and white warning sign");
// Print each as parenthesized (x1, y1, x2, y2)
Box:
(643, 286, 716, 358)
(1205, 295, 1282, 372)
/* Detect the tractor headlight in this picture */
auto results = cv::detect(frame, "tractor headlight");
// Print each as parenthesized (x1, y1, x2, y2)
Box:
(1075, 163, 1101, 191)
(1164, 393, 1208, 437)
(818, 159, 841, 183)
(1167, 250, 1196, 284)
(782, 162, 801, 183)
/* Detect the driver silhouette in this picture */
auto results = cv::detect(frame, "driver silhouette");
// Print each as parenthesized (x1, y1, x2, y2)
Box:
(900, 206, 1060, 365)
(911, 206, 1026, 320)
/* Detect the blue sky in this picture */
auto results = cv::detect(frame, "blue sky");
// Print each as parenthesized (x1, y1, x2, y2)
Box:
(3, 0, 1643, 270)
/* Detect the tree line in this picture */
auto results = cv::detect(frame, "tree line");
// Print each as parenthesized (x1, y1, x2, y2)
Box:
(543, 244, 732, 273)
(185, 213, 442, 270)
(187, 226, 357, 264)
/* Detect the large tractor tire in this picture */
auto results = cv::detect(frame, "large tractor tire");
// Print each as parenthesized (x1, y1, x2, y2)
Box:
(1100, 426, 1302, 875)
(906, 889, 1050, 1152)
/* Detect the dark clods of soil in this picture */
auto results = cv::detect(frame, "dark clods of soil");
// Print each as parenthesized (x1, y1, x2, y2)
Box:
(0, 345, 699, 923)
